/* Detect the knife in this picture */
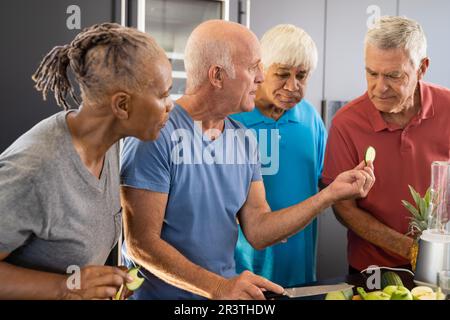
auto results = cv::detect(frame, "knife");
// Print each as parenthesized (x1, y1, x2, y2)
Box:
(264, 283, 354, 299)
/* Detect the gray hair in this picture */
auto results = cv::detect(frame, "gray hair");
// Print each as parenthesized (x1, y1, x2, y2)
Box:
(184, 35, 236, 91)
(365, 16, 427, 68)
(260, 24, 318, 72)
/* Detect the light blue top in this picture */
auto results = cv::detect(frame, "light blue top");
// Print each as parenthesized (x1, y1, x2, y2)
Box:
(230, 99, 327, 287)
(120, 104, 262, 299)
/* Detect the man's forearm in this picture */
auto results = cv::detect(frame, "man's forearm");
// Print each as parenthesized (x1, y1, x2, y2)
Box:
(251, 188, 334, 249)
(126, 236, 225, 299)
(0, 262, 66, 299)
(333, 200, 413, 259)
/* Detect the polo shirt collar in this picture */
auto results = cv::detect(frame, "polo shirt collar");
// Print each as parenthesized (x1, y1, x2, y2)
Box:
(284, 106, 302, 123)
(365, 96, 388, 132)
(418, 81, 434, 120)
(244, 102, 302, 126)
(365, 81, 435, 132)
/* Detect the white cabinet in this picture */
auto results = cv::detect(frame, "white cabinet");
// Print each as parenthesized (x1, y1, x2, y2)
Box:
(137, 0, 230, 99)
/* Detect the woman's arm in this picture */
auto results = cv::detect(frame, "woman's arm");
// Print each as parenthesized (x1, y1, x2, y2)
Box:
(0, 252, 132, 300)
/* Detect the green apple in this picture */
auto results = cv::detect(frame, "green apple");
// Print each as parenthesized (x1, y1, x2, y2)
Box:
(342, 287, 354, 300)
(325, 291, 346, 300)
(383, 285, 414, 300)
(114, 267, 145, 300)
(325, 288, 354, 300)
(357, 287, 390, 300)
(126, 267, 144, 291)
(366, 291, 391, 300)
(390, 286, 413, 300)
(382, 285, 398, 296)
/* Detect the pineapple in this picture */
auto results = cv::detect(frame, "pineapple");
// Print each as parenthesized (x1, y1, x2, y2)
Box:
(401, 185, 432, 271)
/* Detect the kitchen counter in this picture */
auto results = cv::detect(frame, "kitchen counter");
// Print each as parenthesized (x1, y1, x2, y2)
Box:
(277, 269, 416, 300)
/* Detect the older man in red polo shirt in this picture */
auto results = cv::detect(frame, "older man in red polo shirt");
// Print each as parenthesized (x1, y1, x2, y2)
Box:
(322, 16, 450, 273)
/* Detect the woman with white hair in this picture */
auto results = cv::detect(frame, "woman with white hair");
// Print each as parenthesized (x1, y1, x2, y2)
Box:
(231, 24, 326, 287)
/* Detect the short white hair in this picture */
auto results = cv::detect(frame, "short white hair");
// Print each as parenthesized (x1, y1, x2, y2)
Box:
(184, 36, 235, 91)
(365, 16, 427, 68)
(260, 24, 318, 72)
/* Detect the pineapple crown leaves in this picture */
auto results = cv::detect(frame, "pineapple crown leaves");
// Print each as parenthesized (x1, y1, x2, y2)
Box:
(402, 185, 431, 238)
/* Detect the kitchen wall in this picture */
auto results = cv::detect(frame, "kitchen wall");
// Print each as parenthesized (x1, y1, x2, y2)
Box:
(0, 0, 121, 153)
(1, 0, 449, 279)
(248, 0, 450, 279)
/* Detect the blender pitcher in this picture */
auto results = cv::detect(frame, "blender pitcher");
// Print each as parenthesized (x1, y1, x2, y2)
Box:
(428, 161, 450, 234)
(414, 161, 450, 286)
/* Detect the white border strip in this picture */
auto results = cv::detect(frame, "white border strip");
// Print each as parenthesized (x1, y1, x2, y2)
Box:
(166, 52, 185, 60)
(246, 0, 251, 28)
(120, 0, 126, 26)
(222, 0, 230, 21)
(137, 0, 146, 32)
(172, 71, 187, 79)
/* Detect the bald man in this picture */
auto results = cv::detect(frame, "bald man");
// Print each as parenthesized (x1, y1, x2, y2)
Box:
(119, 20, 375, 300)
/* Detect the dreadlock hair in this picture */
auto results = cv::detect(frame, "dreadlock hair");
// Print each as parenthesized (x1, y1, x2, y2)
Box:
(32, 23, 164, 110)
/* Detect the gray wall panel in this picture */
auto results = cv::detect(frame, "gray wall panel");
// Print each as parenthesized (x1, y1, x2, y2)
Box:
(0, 0, 118, 152)
(324, 0, 397, 102)
(399, 0, 450, 88)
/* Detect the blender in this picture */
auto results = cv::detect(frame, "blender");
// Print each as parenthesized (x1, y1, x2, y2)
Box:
(414, 161, 450, 286)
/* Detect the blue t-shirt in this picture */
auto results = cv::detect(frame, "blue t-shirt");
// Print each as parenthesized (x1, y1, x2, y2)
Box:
(230, 99, 327, 287)
(120, 104, 262, 299)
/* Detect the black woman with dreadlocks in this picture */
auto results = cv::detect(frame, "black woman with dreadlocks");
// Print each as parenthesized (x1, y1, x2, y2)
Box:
(0, 23, 173, 299)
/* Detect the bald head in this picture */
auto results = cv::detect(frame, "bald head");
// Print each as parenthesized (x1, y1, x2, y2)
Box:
(192, 19, 256, 40)
(184, 20, 260, 92)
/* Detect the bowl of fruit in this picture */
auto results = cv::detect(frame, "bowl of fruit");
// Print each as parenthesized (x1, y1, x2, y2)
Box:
(325, 271, 446, 300)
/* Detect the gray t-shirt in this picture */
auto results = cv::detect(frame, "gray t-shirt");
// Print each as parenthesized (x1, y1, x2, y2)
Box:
(0, 111, 122, 274)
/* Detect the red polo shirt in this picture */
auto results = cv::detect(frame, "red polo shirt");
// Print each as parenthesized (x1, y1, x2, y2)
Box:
(322, 81, 450, 270)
